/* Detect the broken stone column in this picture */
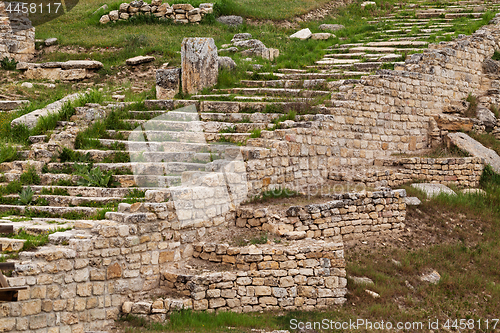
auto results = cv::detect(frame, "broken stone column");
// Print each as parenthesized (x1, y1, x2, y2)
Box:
(156, 68, 181, 99)
(181, 37, 218, 94)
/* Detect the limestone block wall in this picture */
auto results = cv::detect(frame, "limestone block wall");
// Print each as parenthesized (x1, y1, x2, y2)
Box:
(0, 2, 35, 61)
(171, 241, 347, 311)
(235, 189, 406, 242)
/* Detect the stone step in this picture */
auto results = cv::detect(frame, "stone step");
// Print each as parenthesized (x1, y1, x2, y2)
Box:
(1, 216, 79, 233)
(106, 125, 269, 141)
(445, 12, 484, 18)
(239, 79, 328, 89)
(216, 87, 331, 98)
(347, 47, 424, 53)
(0, 238, 26, 252)
(199, 112, 283, 123)
(128, 110, 200, 121)
(48, 161, 210, 173)
(72, 149, 223, 164)
(98, 139, 234, 153)
(316, 59, 361, 65)
(48, 229, 92, 244)
(0, 205, 99, 217)
(6, 193, 123, 207)
(261, 71, 370, 80)
(308, 62, 384, 71)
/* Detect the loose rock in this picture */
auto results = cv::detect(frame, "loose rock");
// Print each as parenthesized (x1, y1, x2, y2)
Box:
(290, 28, 312, 40)
(217, 15, 243, 26)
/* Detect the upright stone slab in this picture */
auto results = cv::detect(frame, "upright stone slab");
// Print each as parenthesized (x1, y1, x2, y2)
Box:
(156, 68, 181, 99)
(181, 38, 218, 94)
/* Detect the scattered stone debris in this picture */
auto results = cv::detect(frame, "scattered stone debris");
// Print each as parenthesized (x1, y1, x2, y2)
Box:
(44, 38, 58, 46)
(351, 276, 375, 285)
(217, 15, 243, 26)
(365, 290, 380, 298)
(218, 56, 237, 70)
(361, 1, 377, 8)
(20, 82, 33, 88)
(311, 32, 332, 40)
(126, 55, 156, 66)
(223, 33, 279, 60)
(290, 28, 312, 40)
(93, 3, 108, 15)
(461, 188, 487, 195)
(319, 23, 345, 31)
(16, 60, 103, 81)
(405, 197, 422, 205)
(405, 280, 415, 290)
(420, 270, 441, 284)
(411, 183, 456, 198)
(391, 259, 402, 266)
(112, 94, 126, 101)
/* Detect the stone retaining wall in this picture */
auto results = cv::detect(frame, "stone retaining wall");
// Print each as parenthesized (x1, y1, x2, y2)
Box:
(100, 1, 213, 24)
(121, 240, 346, 319)
(235, 189, 406, 242)
(0, 2, 35, 61)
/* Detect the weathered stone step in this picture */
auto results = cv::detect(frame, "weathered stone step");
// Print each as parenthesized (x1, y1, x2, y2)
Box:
(98, 139, 233, 153)
(239, 79, 328, 89)
(1, 215, 77, 233)
(48, 161, 210, 173)
(6, 194, 123, 207)
(0, 205, 98, 217)
(445, 12, 484, 18)
(347, 47, 424, 53)
(48, 229, 92, 244)
(216, 87, 331, 98)
(199, 112, 283, 123)
(316, 59, 361, 65)
(127, 110, 200, 121)
(0, 238, 25, 252)
(309, 62, 384, 71)
(259, 71, 369, 80)
(72, 149, 222, 163)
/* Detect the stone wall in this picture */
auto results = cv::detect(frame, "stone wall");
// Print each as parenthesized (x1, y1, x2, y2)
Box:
(330, 157, 485, 188)
(236, 189, 406, 242)
(120, 240, 346, 319)
(0, 1, 35, 61)
(100, 1, 213, 24)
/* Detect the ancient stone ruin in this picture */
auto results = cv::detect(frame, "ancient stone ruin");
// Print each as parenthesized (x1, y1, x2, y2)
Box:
(3, 0, 500, 331)
(0, 1, 35, 61)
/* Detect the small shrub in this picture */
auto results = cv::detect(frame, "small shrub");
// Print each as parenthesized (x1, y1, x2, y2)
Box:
(250, 233, 268, 245)
(492, 50, 500, 61)
(0, 145, 18, 163)
(6, 181, 22, 194)
(480, 164, 500, 187)
(465, 94, 477, 118)
(58, 147, 92, 163)
(20, 166, 41, 185)
(219, 126, 237, 134)
(74, 163, 117, 188)
(0, 57, 17, 70)
(17, 186, 34, 205)
(250, 128, 262, 138)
